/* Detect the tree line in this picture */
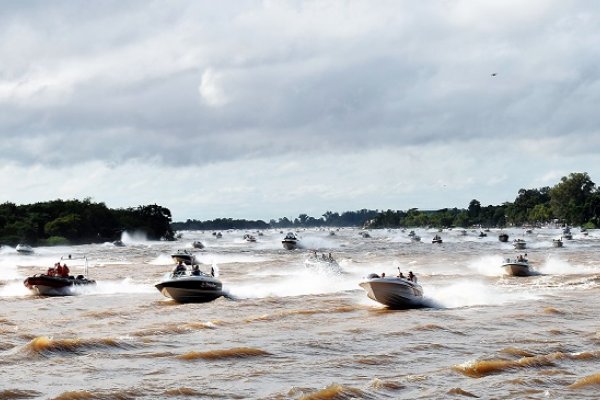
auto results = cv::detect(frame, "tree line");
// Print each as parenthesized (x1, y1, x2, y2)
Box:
(0, 198, 174, 246)
(171, 209, 380, 231)
(3, 172, 597, 246)
(367, 172, 600, 229)
(174, 172, 600, 231)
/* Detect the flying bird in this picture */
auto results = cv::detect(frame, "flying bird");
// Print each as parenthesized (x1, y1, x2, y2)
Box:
(491, 73, 497, 77)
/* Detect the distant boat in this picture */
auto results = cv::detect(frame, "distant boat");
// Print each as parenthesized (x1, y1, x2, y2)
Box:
(192, 241, 204, 249)
(243, 234, 257, 242)
(552, 238, 563, 248)
(171, 250, 197, 265)
(282, 232, 299, 250)
(432, 235, 443, 244)
(16, 243, 34, 254)
(562, 227, 573, 240)
(498, 233, 509, 242)
(513, 239, 527, 250)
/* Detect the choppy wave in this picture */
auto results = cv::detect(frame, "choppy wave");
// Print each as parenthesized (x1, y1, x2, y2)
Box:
(23, 336, 135, 357)
(446, 387, 480, 398)
(569, 373, 600, 389)
(244, 306, 356, 323)
(454, 351, 600, 378)
(0, 389, 41, 399)
(292, 383, 373, 400)
(176, 347, 271, 360)
(132, 321, 219, 337)
(52, 388, 145, 400)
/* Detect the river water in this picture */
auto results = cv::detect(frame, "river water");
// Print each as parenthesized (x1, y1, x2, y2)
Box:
(1, 227, 599, 399)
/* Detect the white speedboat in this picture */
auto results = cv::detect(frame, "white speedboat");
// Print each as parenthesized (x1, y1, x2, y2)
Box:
(155, 268, 223, 303)
(16, 243, 34, 254)
(562, 227, 573, 240)
(243, 234, 257, 242)
(192, 241, 204, 249)
(282, 232, 299, 250)
(304, 254, 342, 274)
(513, 239, 527, 250)
(359, 274, 424, 308)
(501, 258, 532, 276)
(552, 238, 563, 248)
(171, 250, 197, 265)
(432, 235, 443, 244)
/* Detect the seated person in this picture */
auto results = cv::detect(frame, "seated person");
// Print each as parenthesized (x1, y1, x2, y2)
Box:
(61, 264, 70, 277)
(191, 265, 201, 276)
(408, 271, 417, 283)
(173, 261, 187, 275)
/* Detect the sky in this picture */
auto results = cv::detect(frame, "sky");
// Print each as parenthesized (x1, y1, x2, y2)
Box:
(1, 0, 600, 222)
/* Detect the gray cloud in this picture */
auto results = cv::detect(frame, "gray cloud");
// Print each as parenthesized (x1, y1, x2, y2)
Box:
(1, 1, 600, 218)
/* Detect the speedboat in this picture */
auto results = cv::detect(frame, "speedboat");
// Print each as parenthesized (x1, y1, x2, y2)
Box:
(282, 232, 299, 250)
(410, 235, 421, 242)
(478, 231, 487, 238)
(359, 273, 424, 309)
(304, 253, 342, 274)
(192, 241, 204, 249)
(498, 233, 509, 242)
(513, 239, 527, 249)
(501, 257, 532, 276)
(16, 243, 34, 254)
(552, 238, 563, 248)
(432, 235, 443, 244)
(243, 234, 257, 242)
(23, 255, 95, 296)
(562, 227, 573, 240)
(171, 250, 197, 265)
(155, 267, 224, 303)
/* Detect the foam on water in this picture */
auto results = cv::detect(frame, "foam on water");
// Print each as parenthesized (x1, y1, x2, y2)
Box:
(71, 278, 155, 295)
(121, 230, 149, 245)
(227, 266, 356, 299)
(425, 279, 541, 309)
(0, 280, 31, 297)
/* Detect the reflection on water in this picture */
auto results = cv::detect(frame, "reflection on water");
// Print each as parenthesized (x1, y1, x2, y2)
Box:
(1, 227, 599, 398)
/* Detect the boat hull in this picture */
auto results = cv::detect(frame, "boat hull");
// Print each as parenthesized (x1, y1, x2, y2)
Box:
(282, 240, 297, 250)
(502, 262, 531, 277)
(155, 276, 223, 303)
(359, 278, 424, 309)
(24, 275, 96, 296)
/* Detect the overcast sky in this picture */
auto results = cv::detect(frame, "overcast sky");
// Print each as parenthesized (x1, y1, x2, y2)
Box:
(1, 1, 599, 221)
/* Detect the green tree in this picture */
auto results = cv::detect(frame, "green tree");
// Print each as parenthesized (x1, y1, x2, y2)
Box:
(550, 172, 595, 225)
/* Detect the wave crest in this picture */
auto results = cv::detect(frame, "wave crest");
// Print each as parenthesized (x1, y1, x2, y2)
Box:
(177, 347, 271, 360)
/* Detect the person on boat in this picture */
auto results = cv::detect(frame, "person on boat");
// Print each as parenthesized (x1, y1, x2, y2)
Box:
(381, 272, 386, 278)
(408, 271, 417, 283)
(328, 253, 333, 261)
(210, 266, 215, 277)
(173, 261, 187, 275)
(397, 267, 405, 279)
(61, 264, 70, 277)
(47, 264, 57, 276)
(191, 264, 200, 276)
(56, 264, 64, 277)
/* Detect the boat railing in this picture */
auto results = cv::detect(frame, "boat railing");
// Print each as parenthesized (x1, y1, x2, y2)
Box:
(60, 255, 89, 276)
